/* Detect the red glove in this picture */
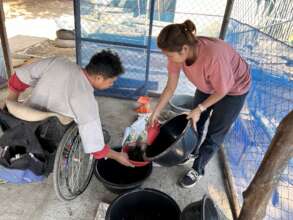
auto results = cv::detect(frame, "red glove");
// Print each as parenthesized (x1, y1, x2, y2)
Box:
(91, 144, 110, 159)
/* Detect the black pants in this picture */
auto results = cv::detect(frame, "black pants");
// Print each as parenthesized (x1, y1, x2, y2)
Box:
(0, 109, 70, 175)
(191, 90, 247, 175)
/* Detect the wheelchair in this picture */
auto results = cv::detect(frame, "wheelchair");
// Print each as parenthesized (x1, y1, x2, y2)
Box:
(1, 101, 110, 201)
(53, 123, 110, 201)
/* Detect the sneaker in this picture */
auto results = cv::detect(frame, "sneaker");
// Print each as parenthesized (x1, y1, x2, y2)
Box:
(179, 169, 202, 188)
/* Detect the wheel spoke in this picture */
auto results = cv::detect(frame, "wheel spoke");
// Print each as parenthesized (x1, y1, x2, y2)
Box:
(54, 125, 95, 201)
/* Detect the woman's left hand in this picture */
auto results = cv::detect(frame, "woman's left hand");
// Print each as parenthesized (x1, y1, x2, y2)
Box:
(185, 107, 201, 127)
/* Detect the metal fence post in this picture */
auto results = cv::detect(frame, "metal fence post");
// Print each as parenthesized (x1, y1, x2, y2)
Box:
(73, 0, 81, 65)
(0, 1, 13, 78)
(142, 0, 155, 93)
(219, 0, 235, 40)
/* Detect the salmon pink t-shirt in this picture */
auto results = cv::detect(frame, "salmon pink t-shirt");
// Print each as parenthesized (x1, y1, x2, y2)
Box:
(168, 37, 251, 96)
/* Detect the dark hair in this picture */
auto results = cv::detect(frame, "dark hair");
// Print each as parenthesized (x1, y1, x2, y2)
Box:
(86, 49, 124, 78)
(157, 20, 197, 52)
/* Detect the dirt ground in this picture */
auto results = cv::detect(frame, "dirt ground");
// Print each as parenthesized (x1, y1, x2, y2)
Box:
(4, 0, 73, 19)
(4, 0, 74, 39)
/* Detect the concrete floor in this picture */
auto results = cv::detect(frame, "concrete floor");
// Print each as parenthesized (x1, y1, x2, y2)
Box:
(0, 96, 232, 220)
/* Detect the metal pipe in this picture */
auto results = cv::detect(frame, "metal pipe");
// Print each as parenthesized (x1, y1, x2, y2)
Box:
(80, 37, 148, 49)
(73, 0, 81, 65)
(145, 0, 155, 83)
(0, 1, 13, 78)
(219, 3, 240, 217)
(219, 0, 235, 40)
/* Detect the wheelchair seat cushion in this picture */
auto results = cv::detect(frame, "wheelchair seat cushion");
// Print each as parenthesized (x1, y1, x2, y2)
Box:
(5, 100, 73, 125)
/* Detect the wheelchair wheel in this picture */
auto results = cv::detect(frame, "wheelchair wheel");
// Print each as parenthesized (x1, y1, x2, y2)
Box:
(53, 124, 95, 201)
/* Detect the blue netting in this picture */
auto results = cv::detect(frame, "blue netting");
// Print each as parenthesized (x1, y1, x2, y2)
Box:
(77, 1, 293, 218)
(224, 1, 293, 218)
(78, 0, 224, 99)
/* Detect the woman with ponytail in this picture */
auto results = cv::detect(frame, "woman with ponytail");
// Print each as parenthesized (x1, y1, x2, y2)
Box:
(149, 20, 251, 188)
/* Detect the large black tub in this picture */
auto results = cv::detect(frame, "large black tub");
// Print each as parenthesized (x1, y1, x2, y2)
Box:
(94, 148, 152, 194)
(181, 195, 220, 220)
(106, 188, 181, 220)
(106, 189, 220, 220)
(144, 114, 199, 166)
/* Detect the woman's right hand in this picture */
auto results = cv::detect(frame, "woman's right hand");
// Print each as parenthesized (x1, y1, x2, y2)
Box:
(148, 70, 179, 127)
(148, 111, 160, 127)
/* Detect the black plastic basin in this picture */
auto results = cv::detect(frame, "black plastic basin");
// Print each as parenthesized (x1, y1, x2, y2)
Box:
(181, 195, 220, 220)
(94, 148, 153, 194)
(106, 188, 181, 220)
(144, 114, 198, 166)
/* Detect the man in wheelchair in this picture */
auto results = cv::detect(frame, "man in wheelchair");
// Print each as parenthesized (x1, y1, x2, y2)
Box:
(1, 49, 133, 174)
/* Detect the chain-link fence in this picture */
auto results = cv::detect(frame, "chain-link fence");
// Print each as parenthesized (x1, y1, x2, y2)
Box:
(77, 0, 226, 98)
(224, 0, 293, 219)
(76, 0, 293, 218)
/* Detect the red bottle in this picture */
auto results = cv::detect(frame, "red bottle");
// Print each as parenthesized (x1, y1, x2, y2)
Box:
(147, 122, 160, 145)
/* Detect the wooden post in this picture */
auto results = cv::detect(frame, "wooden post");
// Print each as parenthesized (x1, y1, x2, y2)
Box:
(238, 110, 293, 220)
(0, 0, 13, 78)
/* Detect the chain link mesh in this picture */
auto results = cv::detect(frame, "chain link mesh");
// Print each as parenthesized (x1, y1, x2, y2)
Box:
(225, 0, 293, 219)
(79, 0, 225, 97)
(78, 1, 293, 218)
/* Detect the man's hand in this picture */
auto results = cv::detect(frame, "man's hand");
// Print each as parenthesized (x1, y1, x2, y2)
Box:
(92, 145, 134, 167)
(107, 149, 135, 168)
(185, 107, 201, 128)
(114, 151, 135, 168)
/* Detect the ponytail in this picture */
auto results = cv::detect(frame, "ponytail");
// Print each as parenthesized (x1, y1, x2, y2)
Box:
(157, 20, 197, 52)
